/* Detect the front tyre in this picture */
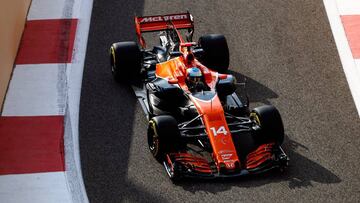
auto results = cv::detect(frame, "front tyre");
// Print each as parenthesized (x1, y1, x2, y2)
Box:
(110, 41, 142, 83)
(147, 115, 180, 161)
(250, 105, 284, 145)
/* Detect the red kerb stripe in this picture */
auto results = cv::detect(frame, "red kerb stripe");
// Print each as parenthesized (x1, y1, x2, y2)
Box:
(0, 116, 65, 175)
(341, 15, 360, 59)
(15, 19, 78, 64)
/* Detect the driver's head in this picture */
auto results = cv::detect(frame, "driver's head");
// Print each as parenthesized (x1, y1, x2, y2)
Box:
(186, 67, 202, 88)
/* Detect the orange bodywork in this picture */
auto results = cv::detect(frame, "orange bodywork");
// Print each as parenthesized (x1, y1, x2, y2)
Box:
(246, 143, 275, 170)
(190, 94, 240, 170)
(155, 54, 240, 171)
(135, 12, 287, 175)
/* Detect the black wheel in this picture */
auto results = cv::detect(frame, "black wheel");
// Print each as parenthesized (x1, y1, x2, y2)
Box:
(147, 115, 180, 161)
(250, 105, 284, 145)
(110, 41, 142, 83)
(198, 34, 229, 73)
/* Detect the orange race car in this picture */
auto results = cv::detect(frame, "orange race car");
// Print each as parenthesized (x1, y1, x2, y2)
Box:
(109, 12, 289, 181)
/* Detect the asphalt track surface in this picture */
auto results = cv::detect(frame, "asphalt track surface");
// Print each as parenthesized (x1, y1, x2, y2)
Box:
(80, 0, 360, 202)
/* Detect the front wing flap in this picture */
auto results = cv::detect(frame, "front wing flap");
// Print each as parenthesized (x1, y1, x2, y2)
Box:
(163, 144, 289, 179)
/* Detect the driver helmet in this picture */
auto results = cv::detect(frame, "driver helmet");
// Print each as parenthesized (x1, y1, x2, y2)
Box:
(186, 67, 203, 88)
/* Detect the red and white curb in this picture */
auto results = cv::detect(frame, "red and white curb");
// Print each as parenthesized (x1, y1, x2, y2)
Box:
(0, 0, 93, 202)
(323, 0, 360, 117)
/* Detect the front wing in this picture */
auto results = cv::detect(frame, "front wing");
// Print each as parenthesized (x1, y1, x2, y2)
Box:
(163, 143, 289, 179)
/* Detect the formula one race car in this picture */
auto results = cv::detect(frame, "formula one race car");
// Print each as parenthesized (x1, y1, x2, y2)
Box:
(109, 12, 289, 180)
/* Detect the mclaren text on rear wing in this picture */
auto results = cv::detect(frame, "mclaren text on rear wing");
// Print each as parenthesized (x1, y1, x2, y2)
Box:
(135, 13, 194, 47)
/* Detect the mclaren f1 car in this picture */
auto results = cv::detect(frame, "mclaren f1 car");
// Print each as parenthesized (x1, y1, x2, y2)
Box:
(109, 12, 289, 180)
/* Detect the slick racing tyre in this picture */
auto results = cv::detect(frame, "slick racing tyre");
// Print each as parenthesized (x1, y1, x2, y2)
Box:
(110, 41, 142, 83)
(198, 34, 229, 73)
(147, 115, 180, 161)
(250, 105, 284, 145)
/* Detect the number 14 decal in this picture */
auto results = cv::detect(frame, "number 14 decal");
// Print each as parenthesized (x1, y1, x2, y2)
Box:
(210, 126, 228, 136)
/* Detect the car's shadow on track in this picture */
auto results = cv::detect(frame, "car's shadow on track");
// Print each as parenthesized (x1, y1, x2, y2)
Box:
(79, 0, 171, 202)
(228, 70, 279, 105)
(173, 71, 341, 193)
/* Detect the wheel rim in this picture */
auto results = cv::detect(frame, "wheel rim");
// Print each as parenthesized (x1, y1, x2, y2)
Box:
(110, 46, 116, 73)
(250, 112, 261, 126)
(148, 121, 159, 156)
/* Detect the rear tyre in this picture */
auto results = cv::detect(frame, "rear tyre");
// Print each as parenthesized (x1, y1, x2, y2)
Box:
(110, 41, 142, 83)
(198, 34, 229, 73)
(250, 105, 284, 145)
(147, 115, 180, 161)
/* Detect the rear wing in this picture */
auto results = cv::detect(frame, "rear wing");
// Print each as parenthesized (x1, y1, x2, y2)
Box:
(135, 12, 194, 48)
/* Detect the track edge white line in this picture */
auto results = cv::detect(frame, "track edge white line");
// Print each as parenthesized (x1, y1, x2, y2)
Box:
(323, 0, 360, 118)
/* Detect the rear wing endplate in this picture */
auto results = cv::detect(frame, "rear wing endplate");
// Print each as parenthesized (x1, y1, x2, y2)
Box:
(134, 12, 194, 48)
